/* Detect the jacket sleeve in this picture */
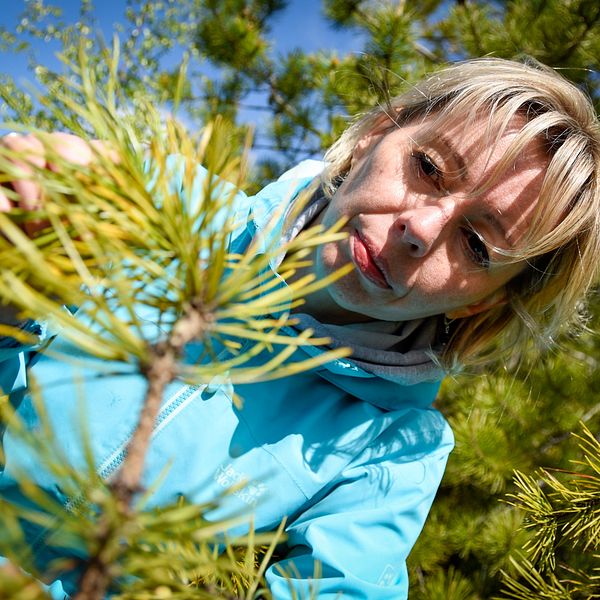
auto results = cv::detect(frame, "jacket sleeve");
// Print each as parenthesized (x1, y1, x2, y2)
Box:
(265, 409, 454, 600)
(0, 319, 50, 396)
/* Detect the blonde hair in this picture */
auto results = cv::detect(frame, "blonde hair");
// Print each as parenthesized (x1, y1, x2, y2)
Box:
(322, 57, 600, 369)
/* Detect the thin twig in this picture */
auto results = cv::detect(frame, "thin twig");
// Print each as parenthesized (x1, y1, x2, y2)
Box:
(113, 345, 177, 502)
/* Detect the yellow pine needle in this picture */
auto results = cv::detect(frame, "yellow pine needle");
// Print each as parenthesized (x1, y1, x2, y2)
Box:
(228, 347, 352, 384)
(0, 324, 39, 346)
(212, 323, 331, 347)
(245, 518, 287, 600)
(2, 275, 136, 360)
(47, 212, 96, 286)
(179, 340, 276, 382)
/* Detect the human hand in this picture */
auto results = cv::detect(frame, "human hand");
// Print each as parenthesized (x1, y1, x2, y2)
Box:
(0, 132, 117, 325)
(0, 132, 112, 236)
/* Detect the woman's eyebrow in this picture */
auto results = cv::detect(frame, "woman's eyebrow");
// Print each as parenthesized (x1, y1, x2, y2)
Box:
(433, 134, 470, 183)
(484, 211, 516, 250)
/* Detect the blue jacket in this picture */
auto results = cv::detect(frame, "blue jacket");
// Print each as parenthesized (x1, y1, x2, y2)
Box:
(0, 159, 454, 599)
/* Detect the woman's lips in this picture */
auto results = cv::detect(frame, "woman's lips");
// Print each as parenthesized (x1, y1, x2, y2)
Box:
(351, 230, 391, 289)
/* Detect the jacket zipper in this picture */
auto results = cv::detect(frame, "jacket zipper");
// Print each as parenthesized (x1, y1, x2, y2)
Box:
(30, 382, 205, 554)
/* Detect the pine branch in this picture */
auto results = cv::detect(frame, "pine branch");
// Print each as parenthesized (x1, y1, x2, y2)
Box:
(501, 424, 600, 598)
(553, 4, 600, 64)
(0, 38, 347, 599)
(74, 517, 118, 600)
(113, 302, 214, 504)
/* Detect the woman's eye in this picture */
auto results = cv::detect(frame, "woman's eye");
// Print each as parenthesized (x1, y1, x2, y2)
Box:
(463, 228, 490, 268)
(413, 151, 443, 189)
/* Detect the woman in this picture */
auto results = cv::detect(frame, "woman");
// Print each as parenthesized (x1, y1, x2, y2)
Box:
(0, 57, 599, 599)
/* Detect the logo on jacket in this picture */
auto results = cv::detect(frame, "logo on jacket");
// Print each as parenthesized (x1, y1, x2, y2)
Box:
(377, 564, 398, 587)
(214, 463, 267, 507)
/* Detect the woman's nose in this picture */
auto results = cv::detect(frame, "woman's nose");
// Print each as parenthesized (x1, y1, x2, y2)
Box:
(395, 204, 452, 257)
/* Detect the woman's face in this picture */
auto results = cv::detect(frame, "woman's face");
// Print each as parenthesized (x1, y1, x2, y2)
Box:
(305, 115, 549, 323)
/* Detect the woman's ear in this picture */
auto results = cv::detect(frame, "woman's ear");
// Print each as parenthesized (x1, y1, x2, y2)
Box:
(445, 288, 507, 320)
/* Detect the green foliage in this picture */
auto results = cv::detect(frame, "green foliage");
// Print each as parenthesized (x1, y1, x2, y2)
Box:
(412, 566, 477, 600)
(498, 425, 600, 599)
(410, 324, 600, 599)
(193, 0, 285, 71)
(408, 317, 600, 598)
(2, 1, 600, 598)
(435, 0, 600, 109)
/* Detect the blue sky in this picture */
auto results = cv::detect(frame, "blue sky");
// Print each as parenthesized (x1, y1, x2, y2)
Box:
(0, 1, 365, 85)
(0, 1, 365, 160)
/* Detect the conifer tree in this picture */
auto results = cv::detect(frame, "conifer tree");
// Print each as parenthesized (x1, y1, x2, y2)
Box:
(0, 38, 349, 599)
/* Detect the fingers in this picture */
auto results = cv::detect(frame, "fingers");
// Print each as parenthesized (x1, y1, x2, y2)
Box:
(89, 139, 120, 164)
(0, 132, 104, 216)
(0, 188, 12, 212)
(0, 133, 46, 212)
(46, 132, 94, 168)
(45, 133, 119, 169)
